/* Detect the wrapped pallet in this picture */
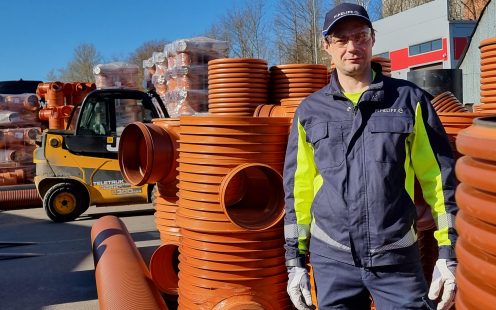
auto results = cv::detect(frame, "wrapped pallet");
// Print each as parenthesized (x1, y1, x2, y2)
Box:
(158, 37, 228, 117)
(93, 62, 140, 89)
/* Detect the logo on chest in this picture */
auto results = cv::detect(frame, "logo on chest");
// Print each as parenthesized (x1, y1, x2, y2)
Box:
(374, 108, 404, 114)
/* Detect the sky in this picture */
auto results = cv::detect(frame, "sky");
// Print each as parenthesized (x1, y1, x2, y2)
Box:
(0, 0, 260, 81)
(0, 0, 381, 82)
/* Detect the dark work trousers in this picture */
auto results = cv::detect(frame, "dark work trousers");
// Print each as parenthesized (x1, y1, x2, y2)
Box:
(310, 252, 436, 310)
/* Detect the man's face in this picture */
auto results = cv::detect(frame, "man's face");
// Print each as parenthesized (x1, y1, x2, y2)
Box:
(323, 18, 374, 78)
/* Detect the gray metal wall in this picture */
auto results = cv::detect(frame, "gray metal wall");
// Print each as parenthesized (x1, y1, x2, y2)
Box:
(458, 0, 496, 104)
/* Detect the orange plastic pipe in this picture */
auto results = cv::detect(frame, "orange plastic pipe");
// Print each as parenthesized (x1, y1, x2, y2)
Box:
(91, 215, 168, 310)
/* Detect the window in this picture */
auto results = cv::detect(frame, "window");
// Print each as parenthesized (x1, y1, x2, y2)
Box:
(78, 99, 110, 136)
(374, 52, 390, 59)
(409, 38, 443, 56)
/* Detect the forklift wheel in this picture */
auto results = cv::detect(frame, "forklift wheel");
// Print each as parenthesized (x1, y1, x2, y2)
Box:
(43, 183, 89, 223)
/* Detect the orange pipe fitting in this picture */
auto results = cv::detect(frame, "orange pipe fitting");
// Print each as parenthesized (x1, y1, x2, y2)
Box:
(149, 244, 179, 295)
(45, 82, 65, 107)
(36, 82, 51, 100)
(72, 82, 96, 105)
(91, 215, 168, 310)
(118, 122, 175, 186)
(219, 163, 285, 230)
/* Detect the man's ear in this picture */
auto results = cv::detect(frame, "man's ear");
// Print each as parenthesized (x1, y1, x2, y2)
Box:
(321, 37, 330, 50)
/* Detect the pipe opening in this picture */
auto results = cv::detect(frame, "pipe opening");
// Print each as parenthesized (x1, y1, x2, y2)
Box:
(149, 244, 180, 295)
(220, 163, 284, 230)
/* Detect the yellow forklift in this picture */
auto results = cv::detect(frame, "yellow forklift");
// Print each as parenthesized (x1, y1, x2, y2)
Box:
(34, 88, 168, 222)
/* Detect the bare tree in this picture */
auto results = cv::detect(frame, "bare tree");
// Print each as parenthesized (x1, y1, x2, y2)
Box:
(382, 0, 430, 18)
(381, 0, 488, 20)
(56, 44, 102, 82)
(450, 0, 489, 20)
(206, 0, 270, 60)
(275, 0, 325, 64)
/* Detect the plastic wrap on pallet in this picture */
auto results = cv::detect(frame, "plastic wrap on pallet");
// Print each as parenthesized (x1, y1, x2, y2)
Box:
(0, 166, 35, 185)
(161, 89, 208, 117)
(0, 110, 40, 127)
(0, 146, 35, 164)
(158, 37, 227, 117)
(93, 62, 140, 89)
(164, 37, 228, 58)
(0, 93, 40, 112)
(0, 127, 41, 148)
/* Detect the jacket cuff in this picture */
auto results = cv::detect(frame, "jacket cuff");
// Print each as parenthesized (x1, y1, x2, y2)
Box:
(438, 245, 457, 260)
(286, 255, 307, 267)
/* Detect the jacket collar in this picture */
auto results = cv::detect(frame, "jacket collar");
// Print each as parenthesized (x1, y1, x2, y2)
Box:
(325, 62, 385, 103)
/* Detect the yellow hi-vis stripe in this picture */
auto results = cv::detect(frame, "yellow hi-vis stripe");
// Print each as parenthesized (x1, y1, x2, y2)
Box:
(294, 120, 319, 253)
(411, 103, 451, 246)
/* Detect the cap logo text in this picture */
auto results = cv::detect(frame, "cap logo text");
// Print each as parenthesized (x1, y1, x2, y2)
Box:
(334, 10, 359, 19)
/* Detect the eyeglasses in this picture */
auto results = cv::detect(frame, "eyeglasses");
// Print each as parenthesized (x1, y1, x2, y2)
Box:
(327, 28, 372, 48)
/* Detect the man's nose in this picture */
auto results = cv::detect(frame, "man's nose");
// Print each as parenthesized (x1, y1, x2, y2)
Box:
(346, 39, 360, 51)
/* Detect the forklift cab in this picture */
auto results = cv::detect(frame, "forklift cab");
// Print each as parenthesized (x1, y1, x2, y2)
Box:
(65, 89, 167, 158)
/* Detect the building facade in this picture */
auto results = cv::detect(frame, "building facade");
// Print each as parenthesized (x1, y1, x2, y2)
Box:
(372, 0, 476, 81)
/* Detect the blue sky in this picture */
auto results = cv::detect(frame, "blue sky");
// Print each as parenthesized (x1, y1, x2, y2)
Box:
(0, 0, 256, 81)
(0, 0, 380, 82)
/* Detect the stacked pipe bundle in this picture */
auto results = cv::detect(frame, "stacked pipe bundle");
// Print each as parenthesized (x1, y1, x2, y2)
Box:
(162, 37, 228, 117)
(371, 56, 392, 77)
(454, 116, 496, 309)
(174, 116, 291, 309)
(93, 62, 140, 89)
(0, 93, 42, 192)
(37, 82, 72, 129)
(480, 37, 496, 113)
(63, 82, 96, 106)
(0, 93, 40, 127)
(208, 58, 269, 116)
(269, 64, 328, 104)
(431, 91, 468, 112)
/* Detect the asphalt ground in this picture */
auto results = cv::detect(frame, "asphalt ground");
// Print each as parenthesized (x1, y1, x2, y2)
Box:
(0, 203, 160, 310)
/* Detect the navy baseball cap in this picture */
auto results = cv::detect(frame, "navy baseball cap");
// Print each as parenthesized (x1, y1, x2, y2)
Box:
(322, 3, 372, 37)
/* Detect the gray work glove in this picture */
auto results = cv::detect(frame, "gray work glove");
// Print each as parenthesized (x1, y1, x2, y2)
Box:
(287, 266, 314, 310)
(428, 259, 457, 310)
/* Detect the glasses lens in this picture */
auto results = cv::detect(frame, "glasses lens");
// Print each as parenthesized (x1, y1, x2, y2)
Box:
(331, 28, 371, 47)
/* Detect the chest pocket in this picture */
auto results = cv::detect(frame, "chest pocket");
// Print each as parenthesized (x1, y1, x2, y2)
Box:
(368, 116, 413, 164)
(308, 122, 345, 170)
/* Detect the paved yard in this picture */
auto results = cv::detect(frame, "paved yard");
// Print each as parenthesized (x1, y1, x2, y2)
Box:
(0, 204, 159, 310)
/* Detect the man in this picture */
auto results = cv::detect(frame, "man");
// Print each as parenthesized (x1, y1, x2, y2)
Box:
(283, 3, 458, 310)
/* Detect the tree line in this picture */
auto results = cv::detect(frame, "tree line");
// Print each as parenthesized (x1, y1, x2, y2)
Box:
(48, 0, 488, 83)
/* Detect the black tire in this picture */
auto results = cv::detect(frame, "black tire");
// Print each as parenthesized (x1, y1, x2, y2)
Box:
(43, 182, 89, 223)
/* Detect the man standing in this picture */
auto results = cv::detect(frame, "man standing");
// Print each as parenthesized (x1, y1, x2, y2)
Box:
(283, 3, 457, 310)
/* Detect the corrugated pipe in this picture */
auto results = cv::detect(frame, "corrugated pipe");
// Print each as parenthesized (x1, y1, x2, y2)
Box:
(0, 184, 42, 210)
(91, 215, 168, 310)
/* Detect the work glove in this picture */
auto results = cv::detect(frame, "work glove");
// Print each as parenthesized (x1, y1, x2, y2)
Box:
(287, 266, 314, 310)
(428, 259, 457, 310)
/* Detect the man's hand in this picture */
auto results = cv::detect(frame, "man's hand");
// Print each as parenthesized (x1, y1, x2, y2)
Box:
(428, 259, 456, 310)
(287, 266, 314, 310)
